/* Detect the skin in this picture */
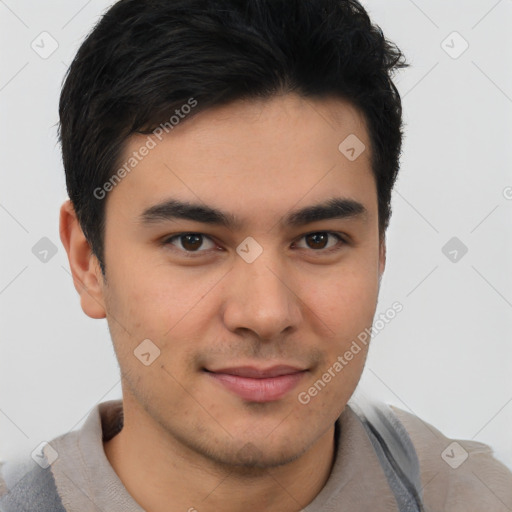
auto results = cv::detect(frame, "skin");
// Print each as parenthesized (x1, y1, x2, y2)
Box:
(60, 93, 386, 512)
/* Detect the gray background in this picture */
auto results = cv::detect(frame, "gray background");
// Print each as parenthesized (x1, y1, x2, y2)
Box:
(1, 0, 511, 472)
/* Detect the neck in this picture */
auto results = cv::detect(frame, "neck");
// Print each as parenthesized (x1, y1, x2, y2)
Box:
(103, 394, 337, 512)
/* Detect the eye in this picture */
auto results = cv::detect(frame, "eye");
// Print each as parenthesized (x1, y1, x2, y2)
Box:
(163, 233, 217, 254)
(293, 232, 346, 252)
(162, 231, 347, 257)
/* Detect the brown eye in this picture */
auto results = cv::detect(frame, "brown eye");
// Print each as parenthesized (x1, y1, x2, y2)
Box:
(164, 233, 216, 253)
(294, 232, 346, 252)
(180, 234, 203, 251)
(305, 233, 328, 250)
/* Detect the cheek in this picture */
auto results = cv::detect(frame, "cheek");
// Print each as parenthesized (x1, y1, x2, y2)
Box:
(106, 255, 208, 331)
(103, 259, 227, 375)
(303, 261, 380, 332)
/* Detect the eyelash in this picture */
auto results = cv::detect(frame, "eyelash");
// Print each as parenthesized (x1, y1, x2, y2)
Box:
(161, 231, 348, 258)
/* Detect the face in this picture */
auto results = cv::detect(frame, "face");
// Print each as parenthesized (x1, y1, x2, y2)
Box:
(87, 94, 384, 468)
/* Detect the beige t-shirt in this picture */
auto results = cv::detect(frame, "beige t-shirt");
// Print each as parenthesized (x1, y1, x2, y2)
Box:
(1, 399, 511, 511)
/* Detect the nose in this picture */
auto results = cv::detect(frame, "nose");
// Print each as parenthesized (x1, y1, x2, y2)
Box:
(222, 246, 303, 341)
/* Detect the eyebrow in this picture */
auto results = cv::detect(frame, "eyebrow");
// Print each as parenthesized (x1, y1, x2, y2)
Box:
(139, 196, 368, 230)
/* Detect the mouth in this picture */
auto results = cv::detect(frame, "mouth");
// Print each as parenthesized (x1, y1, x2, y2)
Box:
(204, 365, 308, 403)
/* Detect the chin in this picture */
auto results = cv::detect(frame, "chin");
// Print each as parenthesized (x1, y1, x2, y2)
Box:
(217, 441, 307, 471)
(190, 426, 314, 472)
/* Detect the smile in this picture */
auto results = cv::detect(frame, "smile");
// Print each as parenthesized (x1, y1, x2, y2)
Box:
(204, 365, 308, 402)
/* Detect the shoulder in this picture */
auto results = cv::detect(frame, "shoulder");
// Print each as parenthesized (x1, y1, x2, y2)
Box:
(0, 452, 66, 512)
(0, 419, 87, 512)
(0, 400, 123, 512)
(389, 405, 512, 512)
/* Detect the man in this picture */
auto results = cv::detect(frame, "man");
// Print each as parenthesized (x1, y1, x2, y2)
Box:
(1, 0, 511, 510)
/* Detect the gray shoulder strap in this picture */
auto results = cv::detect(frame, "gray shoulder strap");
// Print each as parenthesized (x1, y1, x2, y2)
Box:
(348, 396, 425, 512)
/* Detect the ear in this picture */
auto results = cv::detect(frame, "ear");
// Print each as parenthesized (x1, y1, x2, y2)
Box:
(59, 200, 106, 319)
(378, 235, 386, 283)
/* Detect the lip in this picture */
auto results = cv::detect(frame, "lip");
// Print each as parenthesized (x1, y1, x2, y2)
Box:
(205, 365, 307, 402)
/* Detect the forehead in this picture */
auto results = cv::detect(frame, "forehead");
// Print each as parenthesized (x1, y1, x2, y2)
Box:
(105, 93, 377, 227)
